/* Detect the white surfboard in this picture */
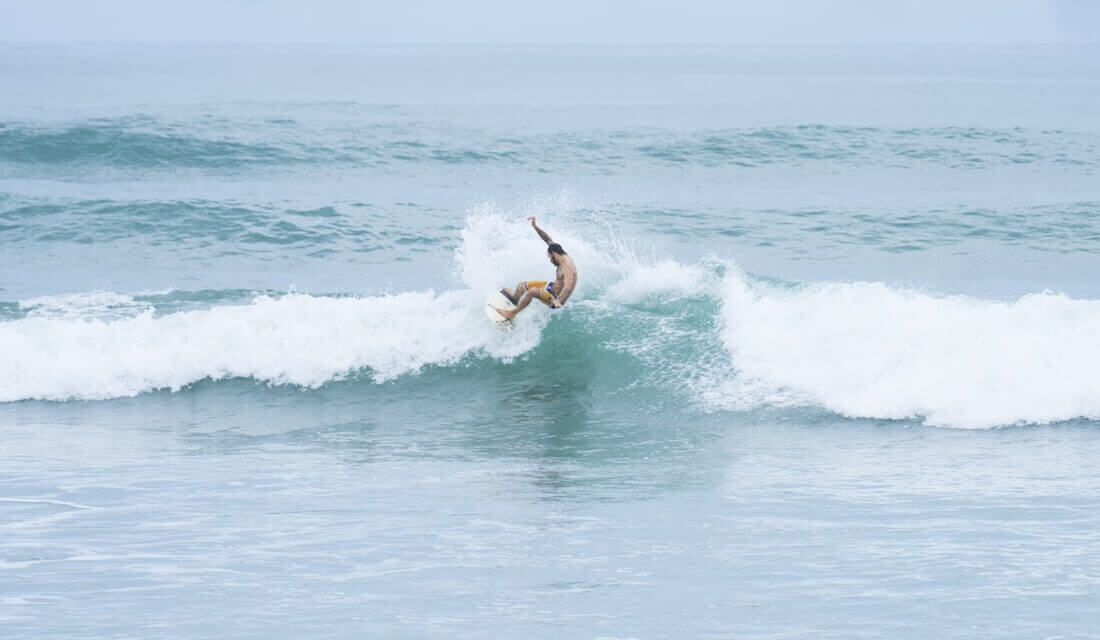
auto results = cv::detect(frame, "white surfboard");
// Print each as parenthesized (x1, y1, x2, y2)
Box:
(485, 291, 515, 327)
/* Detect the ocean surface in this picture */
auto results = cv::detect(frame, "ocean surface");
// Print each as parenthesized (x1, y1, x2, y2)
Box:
(3, 43, 1100, 638)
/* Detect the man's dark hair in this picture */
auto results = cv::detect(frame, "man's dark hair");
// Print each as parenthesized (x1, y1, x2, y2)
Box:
(547, 243, 566, 256)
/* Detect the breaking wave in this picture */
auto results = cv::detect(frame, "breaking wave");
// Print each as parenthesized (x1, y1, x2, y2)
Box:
(3, 213, 1100, 429)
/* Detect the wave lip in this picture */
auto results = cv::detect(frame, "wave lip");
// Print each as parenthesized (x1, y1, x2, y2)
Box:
(716, 272, 1100, 428)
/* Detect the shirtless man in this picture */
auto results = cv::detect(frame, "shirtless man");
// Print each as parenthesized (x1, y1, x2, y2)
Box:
(496, 217, 578, 320)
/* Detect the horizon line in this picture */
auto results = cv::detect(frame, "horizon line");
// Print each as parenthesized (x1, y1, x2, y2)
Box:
(2, 40, 1097, 46)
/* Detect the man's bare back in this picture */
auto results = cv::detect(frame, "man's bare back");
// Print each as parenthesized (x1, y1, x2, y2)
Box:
(496, 217, 578, 321)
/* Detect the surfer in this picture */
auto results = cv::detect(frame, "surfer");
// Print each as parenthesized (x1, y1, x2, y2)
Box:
(496, 216, 578, 320)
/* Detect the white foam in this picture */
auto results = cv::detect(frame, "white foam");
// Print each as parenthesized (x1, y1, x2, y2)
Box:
(19, 291, 148, 319)
(713, 269, 1100, 428)
(602, 260, 715, 305)
(0, 290, 541, 402)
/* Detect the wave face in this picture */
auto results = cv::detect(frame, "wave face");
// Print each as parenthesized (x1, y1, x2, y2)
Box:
(4, 214, 1100, 429)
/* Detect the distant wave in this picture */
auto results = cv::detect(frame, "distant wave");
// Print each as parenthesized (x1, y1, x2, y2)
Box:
(3, 214, 1100, 429)
(634, 124, 1099, 169)
(0, 121, 312, 169)
(2, 117, 1096, 173)
(0, 196, 445, 250)
(4, 194, 1099, 258)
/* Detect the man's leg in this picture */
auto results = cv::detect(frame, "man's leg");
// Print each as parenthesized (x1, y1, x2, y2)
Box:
(498, 287, 543, 319)
(501, 281, 528, 305)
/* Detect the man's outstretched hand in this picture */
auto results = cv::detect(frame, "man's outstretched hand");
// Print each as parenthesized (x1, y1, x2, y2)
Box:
(528, 216, 537, 226)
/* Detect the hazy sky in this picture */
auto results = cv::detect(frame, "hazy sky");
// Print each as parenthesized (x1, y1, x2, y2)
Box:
(1, 0, 1098, 44)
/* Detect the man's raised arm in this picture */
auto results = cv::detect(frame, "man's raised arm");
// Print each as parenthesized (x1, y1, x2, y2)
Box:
(528, 216, 553, 245)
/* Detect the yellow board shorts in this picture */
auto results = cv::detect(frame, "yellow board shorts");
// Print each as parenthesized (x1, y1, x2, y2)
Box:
(523, 281, 557, 304)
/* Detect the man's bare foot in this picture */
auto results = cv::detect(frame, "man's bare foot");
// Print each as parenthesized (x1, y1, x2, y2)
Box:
(494, 307, 515, 320)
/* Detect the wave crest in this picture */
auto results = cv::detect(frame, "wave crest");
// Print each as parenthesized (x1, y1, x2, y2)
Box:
(0, 291, 540, 402)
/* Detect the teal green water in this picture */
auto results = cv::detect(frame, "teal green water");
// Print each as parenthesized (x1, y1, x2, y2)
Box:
(2, 44, 1100, 638)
